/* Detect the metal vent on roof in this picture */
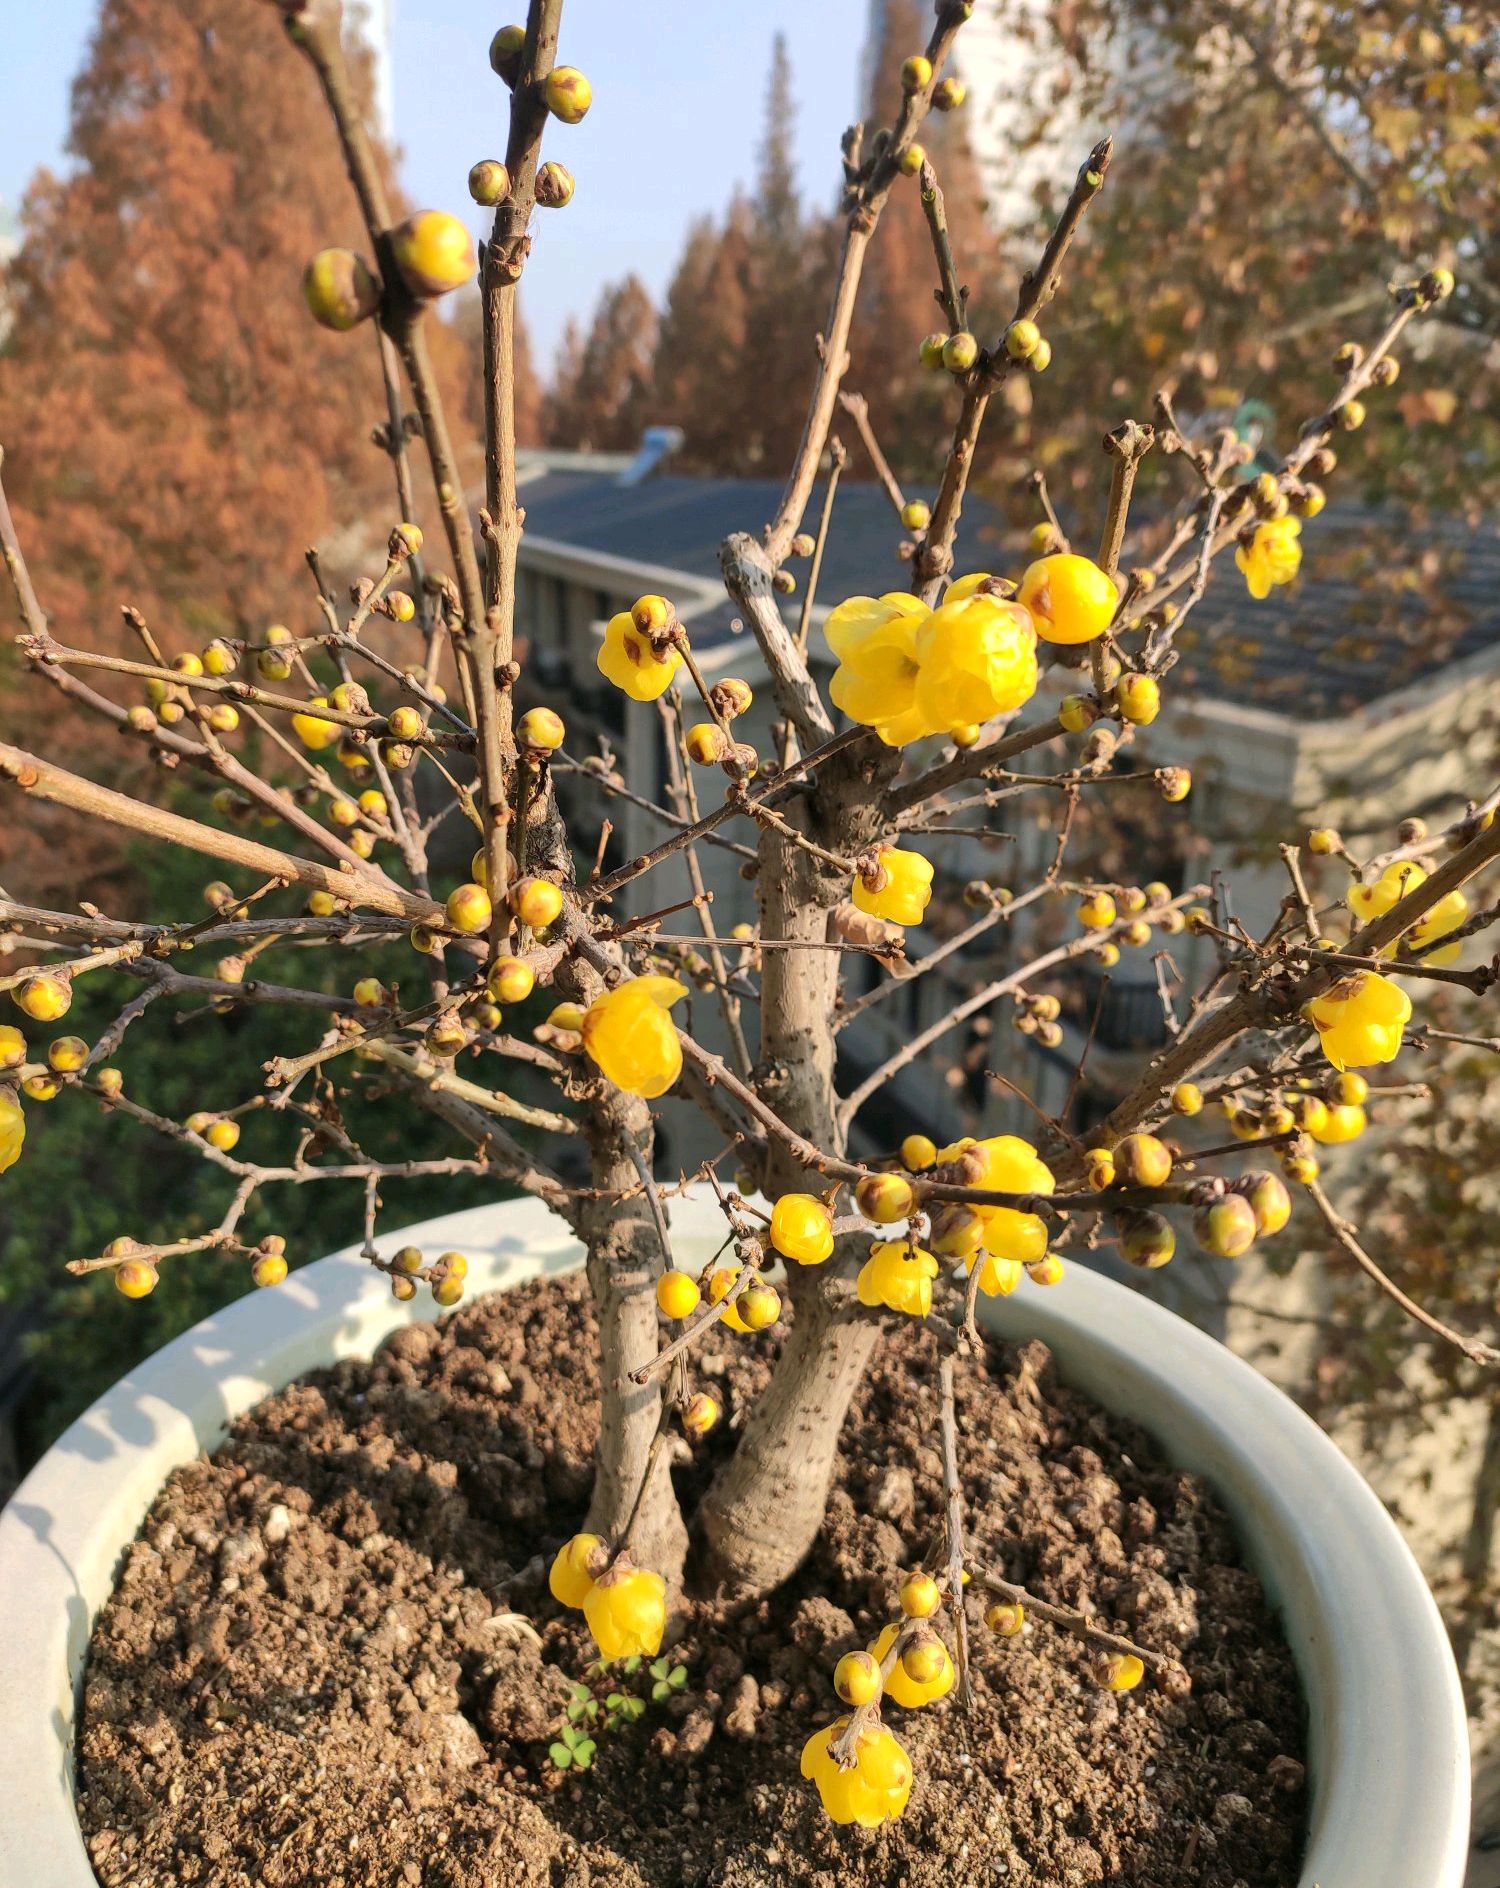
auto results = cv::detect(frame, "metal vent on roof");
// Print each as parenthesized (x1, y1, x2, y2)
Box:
(616, 426, 685, 488)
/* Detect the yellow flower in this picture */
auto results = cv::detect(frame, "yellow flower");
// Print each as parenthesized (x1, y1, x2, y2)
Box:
(597, 610, 683, 701)
(1348, 861, 1426, 925)
(853, 847, 934, 927)
(870, 1622, 955, 1708)
(967, 1253, 1024, 1296)
(1017, 554, 1118, 644)
(548, 1532, 605, 1610)
(583, 1565, 667, 1661)
(912, 592, 1038, 728)
(1235, 517, 1302, 600)
(856, 1239, 939, 1317)
(770, 1192, 835, 1264)
(1306, 970, 1411, 1071)
(1408, 888, 1468, 965)
(943, 1132, 1054, 1196)
(292, 697, 339, 749)
(825, 592, 933, 746)
(976, 1206, 1050, 1264)
(944, 1135, 1053, 1267)
(801, 1718, 913, 1827)
(581, 976, 687, 1097)
(0, 1088, 24, 1174)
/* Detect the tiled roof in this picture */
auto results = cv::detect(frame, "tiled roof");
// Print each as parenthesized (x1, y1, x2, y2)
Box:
(513, 460, 1500, 720)
(1170, 504, 1500, 719)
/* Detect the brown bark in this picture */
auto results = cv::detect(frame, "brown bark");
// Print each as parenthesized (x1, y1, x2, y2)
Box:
(577, 1089, 690, 1582)
(695, 747, 896, 1596)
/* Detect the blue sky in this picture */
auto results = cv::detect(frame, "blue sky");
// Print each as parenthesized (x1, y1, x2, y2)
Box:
(0, 0, 869, 370)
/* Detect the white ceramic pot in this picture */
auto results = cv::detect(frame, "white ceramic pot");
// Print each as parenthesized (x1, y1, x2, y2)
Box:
(0, 1191, 1470, 1886)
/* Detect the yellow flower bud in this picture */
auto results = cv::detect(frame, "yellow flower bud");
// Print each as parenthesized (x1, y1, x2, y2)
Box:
(292, 697, 339, 750)
(0, 1088, 25, 1174)
(736, 1282, 781, 1331)
(1238, 1171, 1292, 1237)
(469, 158, 511, 205)
(1193, 1193, 1259, 1258)
(549, 1532, 606, 1610)
(114, 1257, 159, 1300)
(986, 1600, 1025, 1636)
(854, 1171, 915, 1224)
(1004, 318, 1040, 360)
(1113, 1132, 1172, 1188)
(1311, 1102, 1366, 1145)
(942, 330, 979, 374)
(252, 1253, 288, 1288)
(871, 1620, 953, 1707)
(544, 65, 592, 123)
(899, 1571, 941, 1618)
(445, 882, 493, 936)
(1099, 1653, 1145, 1693)
(489, 957, 535, 1005)
(682, 1391, 720, 1439)
(1078, 892, 1116, 930)
(1017, 554, 1118, 644)
(1116, 673, 1160, 724)
(518, 706, 565, 750)
(15, 975, 71, 1022)
(302, 247, 381, 332)
(900, 1133, 938, 1171)
(834, 1650, 883, 1708)
(656, 1269, 700, 1320)
(900, 54, 932, 92)
(685, 722, 727, 765)
(770, 1192, 835, 1264)
(513, 877, 564, 928)
(47, 1035, 88, 1073)
(390, 210, 476, 299)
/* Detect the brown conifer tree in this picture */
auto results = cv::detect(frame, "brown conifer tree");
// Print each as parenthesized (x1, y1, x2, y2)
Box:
(546, 275, 658, 452)
(0, 0, 407, 648)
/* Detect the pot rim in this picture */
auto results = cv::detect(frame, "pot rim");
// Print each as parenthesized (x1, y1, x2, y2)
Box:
(0, 1189, 1469, 1887)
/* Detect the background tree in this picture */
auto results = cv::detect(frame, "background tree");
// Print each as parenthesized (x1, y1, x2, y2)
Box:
(546, 275, 657, 451)
(0, 0, 394, 646)
(999, 0, 1498, 524)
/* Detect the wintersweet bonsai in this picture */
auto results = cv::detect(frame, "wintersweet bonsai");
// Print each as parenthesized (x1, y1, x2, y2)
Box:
(1, 0, 1496, 1831)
